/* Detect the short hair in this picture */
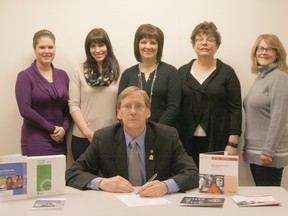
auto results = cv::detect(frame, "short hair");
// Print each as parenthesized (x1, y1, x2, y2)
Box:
(251, 34, 288, 74)
(190, 21, 221, 47)
(134, 24, 164, 63)
(84, 28, 120, 80)
(117, 86, 151, 110)
(33, 29, 55, 49)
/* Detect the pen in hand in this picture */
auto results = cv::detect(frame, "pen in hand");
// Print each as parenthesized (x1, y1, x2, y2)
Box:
(136, 173, 158, 195)
(147, 173, 158, 183)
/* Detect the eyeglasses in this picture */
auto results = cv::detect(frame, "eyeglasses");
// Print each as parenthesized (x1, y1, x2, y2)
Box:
(195, 37, 216, 44)
(256, 46, 276, 54)
(121, 103, 145, 112)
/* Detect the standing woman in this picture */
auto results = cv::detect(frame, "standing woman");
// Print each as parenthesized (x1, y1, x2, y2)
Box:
(178, 21, 242, 168)
(15, 29, 70, 156)
(69, 28, 122, 160)
(243, 34, 288, 186)
(118, 24, 180, 127)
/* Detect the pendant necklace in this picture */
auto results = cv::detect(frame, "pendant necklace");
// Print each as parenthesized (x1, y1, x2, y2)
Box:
(138, 63, 158, 103)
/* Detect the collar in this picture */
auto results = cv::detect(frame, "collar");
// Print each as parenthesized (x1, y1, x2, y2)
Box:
(124, 127, 147, 150)
(258, 63, 278, 78)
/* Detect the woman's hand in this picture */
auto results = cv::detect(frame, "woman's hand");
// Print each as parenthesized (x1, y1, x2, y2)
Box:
(260, 154, 273, 165)
(50, 126, 65, 143)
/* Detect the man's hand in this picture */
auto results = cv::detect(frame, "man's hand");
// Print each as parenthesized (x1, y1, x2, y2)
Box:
(137, 180, 168, 197)
(99, 176, 134, 193)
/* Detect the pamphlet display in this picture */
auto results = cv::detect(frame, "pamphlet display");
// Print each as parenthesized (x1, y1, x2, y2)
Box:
(0, 154, 27, 200)
(199, 151, 238, 195)
(0, 154, 66, 201)
(27, 155, 66, 198)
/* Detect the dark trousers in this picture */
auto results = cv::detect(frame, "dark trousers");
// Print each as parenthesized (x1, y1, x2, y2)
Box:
(185, 136, 209, 169)
(250, 164, 283, 186)
(71, 135, 90, 161)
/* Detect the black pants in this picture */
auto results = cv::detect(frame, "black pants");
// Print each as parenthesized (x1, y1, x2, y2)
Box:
(71, 135, 90, 161)
(185, 136, 209, 169)
(250, 164, 283, 186)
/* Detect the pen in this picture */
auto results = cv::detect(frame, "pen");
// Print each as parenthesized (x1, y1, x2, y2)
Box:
(136, 174, 157, 195)
(147, 173, 157, 183)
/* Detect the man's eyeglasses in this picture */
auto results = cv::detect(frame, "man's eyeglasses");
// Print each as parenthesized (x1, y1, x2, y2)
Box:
(121, 103, 145, 112)
(256, 46, 276, 54)
(195, 37, 216, 44)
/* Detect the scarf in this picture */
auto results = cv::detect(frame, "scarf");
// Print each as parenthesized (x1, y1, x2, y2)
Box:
(84, 67, 114, 86)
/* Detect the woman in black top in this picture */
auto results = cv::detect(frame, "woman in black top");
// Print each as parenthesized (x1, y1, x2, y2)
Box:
(178, 21, 242, 168)
(118, 24, 180, 127)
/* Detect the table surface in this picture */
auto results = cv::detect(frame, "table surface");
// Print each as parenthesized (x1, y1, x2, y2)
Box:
(1, 186, 288, 216)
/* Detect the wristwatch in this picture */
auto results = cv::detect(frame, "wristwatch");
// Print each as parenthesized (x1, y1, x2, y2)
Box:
(227, 141, 238, 148)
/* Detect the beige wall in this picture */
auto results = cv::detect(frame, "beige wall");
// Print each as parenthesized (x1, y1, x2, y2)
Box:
(0, 0, 287, 189)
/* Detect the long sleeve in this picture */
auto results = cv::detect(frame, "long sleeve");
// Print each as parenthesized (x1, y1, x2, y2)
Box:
(226, 68, 242, 136)
(263, 72, 288, 156)
(68, 66, 82, 114)
(157, 66, 181, 126)
(15, 71, 55, 133)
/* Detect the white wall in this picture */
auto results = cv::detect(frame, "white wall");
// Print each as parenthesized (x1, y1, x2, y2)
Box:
(1, 0, 287, 189)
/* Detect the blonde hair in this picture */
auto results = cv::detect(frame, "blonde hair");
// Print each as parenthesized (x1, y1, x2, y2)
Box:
(117, 86, 151, 109)
(251, 34, 288, 74)
(32, 29, 55, 49)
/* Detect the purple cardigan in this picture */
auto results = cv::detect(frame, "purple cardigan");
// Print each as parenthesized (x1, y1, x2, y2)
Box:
(15, 61, 70, 156)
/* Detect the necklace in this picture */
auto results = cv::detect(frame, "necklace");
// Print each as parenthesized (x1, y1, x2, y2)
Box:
(138, 63, 158, 103)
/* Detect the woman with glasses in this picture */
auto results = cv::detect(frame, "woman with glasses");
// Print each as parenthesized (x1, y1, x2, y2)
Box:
(243, 34, 288, 186)
(118, 24, 181, 127)
(178, 21, 242, 168)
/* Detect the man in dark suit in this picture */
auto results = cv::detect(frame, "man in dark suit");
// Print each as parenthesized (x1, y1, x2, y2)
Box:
(66, 86, 198, 197)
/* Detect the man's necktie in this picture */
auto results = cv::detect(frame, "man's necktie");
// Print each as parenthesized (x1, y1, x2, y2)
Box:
(128, 139, 142, 186)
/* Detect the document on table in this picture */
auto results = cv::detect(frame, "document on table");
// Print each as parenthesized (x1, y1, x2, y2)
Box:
(114, 193, 172, 207)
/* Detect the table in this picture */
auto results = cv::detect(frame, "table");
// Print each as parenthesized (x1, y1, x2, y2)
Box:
(1, 186, 288, 216)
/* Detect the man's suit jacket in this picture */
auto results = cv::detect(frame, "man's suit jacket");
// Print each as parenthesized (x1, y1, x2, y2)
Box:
(66, 121, 199, 191)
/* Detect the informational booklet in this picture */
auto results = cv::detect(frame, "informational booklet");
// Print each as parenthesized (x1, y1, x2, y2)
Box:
(199, 151, 238, 195)
(0, 154, 27, 201)
(31, 198, 66, 210)
(231, 194, 281, 207)
(27, 155, 66, 198)
(180, 196, 225, 207)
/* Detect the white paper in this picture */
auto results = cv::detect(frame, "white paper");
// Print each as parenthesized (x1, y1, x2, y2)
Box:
(114, 193, 172, 207)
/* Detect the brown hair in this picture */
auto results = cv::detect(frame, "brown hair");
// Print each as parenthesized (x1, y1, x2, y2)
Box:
(251, 34, 288, 74)
(134, 24, 164, 63)
(84, 28, 120, 80)
(33, 29, 55, 49)
(190, 21, 221, 47)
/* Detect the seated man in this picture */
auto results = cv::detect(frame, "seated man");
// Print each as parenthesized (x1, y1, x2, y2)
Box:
(66, 86, 199, 197)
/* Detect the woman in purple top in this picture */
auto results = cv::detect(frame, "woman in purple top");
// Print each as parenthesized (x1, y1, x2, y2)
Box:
(15, 29, 70, 156)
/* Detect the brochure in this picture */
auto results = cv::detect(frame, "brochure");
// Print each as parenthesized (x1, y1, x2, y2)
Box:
(231, 194, 281, 207)
(0, 154, 27, 201)
(27, 155, 66, 198)
(0, 154, 66, 201)
(199, 151, 238, 195)
(180, 196, 225, 207)
(32, 198, 66, 210)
